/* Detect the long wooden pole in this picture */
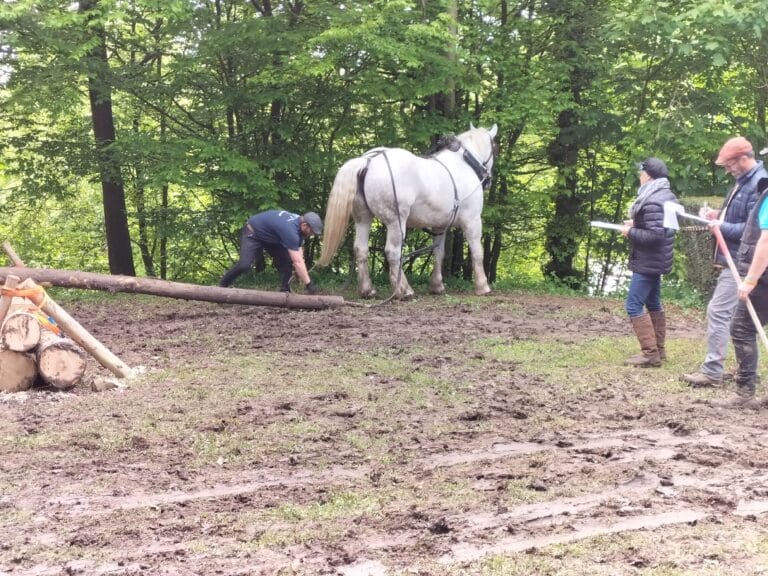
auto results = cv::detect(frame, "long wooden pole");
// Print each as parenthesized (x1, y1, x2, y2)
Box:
(0, 267, 345, 310)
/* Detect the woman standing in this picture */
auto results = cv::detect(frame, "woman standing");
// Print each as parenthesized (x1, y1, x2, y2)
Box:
(621, 157, 678, 367)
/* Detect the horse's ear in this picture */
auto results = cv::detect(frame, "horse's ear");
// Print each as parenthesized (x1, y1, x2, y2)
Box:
(489, 124, 498, 138)
(470, 122, 475, 130)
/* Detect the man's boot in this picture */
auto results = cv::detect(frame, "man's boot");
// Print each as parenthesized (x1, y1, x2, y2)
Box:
(713, 381, 759, 410)
(649, 310, 666, 361)
(680, 371, 722, 388)
(624, 314, 662, 368)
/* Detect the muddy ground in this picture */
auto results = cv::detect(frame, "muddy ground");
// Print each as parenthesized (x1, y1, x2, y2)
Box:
(2, 290, 768, 575)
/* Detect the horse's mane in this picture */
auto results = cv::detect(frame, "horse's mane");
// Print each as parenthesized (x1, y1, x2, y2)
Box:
(422, 134, 461, 158)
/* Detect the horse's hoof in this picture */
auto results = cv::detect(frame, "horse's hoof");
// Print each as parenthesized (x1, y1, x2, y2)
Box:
(359, 289, 377, 299)
(475, 287, 492, 296)
(429, 287, 446, 295)
(393, 291, 415, 300)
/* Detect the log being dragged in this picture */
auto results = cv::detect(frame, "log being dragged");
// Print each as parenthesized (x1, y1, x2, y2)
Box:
(0, 266, 344, 310)
(1, 310, 42, 351)
(36, 330, 87, 390)
(0, 349, 37, 392)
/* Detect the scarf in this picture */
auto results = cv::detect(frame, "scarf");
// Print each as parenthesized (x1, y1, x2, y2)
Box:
(629, 177, 669, 219)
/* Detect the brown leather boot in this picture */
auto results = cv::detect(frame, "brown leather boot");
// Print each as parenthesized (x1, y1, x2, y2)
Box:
(713, 383, 759, 410)
(624, 314, 662, 367)
(649, 310, 666, 361)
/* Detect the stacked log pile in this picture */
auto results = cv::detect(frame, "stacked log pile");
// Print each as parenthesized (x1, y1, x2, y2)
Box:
(0, 277, 89, 392)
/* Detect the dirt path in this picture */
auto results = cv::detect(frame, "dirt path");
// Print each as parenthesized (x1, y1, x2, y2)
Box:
(2, 291, 767, 575)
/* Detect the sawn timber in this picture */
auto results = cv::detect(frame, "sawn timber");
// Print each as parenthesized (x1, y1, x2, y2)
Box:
(0, 267, 345, 310)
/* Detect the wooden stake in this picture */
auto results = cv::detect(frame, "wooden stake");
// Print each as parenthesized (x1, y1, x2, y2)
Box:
(0, 274, 20, 326)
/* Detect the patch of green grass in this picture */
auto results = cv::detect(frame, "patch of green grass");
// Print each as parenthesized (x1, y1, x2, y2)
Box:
(476, 336, 634, 394)
(270, 490, 383, 523)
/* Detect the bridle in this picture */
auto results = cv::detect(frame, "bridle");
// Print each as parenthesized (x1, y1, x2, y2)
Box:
(459, 132, 496, 190)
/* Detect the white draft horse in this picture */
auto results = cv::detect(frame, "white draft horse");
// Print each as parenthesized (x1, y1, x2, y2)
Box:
(317, 124, 498, 298)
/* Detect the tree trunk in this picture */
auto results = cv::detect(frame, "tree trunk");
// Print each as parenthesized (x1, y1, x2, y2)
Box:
(0, 349, 37, 393)
(0, 267, 345, 310)
(36, 331, 88, 390)
(79, 0, 136, 277)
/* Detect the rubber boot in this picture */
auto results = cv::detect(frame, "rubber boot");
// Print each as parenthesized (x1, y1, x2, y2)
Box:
(649, 310, 666, 361)
(624, 314, 662, 368)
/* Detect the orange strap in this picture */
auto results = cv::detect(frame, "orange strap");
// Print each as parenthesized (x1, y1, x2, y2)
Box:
(27, 308, 61, 336)
(1, 285, 46, 303)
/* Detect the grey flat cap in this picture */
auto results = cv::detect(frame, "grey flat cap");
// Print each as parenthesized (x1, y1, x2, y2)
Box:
(303, 212, 323, 235)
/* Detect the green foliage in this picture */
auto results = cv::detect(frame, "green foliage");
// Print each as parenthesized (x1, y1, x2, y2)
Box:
(0, 0, 764, 290)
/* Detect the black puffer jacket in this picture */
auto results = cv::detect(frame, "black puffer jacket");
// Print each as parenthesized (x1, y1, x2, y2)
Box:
(628, 180, 678, 275)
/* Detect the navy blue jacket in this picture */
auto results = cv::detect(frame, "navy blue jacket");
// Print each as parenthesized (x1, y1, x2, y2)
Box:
(716, 161, 767, 266)
(247, 210, 304, 251)
(628, 181, 678, 276)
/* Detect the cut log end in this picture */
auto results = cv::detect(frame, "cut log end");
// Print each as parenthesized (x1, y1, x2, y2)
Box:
(37, 332, 87, 390)
(2, 311, 42, 352)
(0, 349, 37, 393)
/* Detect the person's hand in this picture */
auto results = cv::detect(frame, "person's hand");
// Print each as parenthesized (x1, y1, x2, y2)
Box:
(620, 225, 631, 237)
(700, 208, 719, 221)
(305, 281, 319, 295)
(738, 278, 757, 300)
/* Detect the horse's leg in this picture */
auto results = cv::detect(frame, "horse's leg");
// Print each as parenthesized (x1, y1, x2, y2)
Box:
(464, 220, 491, 295)
(353, 215, 376, 298)
(429, 233, 447, 295)
(384, 222, 414, 299)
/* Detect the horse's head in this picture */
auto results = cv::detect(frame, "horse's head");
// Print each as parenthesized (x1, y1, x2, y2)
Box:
(460, 123, 498, 189)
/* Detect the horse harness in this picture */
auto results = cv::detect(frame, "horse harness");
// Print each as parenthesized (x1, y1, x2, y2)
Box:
(356, 134, 494, 237)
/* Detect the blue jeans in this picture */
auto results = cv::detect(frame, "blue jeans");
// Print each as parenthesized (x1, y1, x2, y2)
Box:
(625, 272, 662, 318)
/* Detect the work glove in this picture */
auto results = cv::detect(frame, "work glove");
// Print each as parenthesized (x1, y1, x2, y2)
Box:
(305, 281, 319, 295)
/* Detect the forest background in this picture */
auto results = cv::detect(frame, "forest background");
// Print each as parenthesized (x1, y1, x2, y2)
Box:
(0, 0, 766, 302)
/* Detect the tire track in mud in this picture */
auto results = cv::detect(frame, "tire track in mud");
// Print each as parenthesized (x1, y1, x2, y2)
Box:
(8, 466, 366, 519)
(7, 425, 768, 575)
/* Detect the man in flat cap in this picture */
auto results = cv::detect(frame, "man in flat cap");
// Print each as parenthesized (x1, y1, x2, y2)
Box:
(681, 136, 767, 388)
(220, 209, 323, 294)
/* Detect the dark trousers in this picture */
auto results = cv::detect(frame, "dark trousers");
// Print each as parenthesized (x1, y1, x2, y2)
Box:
(731, 281, 768, 391)
(220, 225, 293, 290)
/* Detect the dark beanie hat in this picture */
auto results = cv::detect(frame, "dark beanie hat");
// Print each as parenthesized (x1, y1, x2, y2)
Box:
(637, 157, 668, 179)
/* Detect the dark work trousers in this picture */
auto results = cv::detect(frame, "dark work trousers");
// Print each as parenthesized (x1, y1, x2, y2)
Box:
(220, 225, 293, 291)
(730, 281, 768, 393)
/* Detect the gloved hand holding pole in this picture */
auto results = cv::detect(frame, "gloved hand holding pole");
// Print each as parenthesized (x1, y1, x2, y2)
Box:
(663, 201, 768, 353)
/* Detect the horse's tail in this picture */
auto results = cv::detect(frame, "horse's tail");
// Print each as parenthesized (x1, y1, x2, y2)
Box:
(317, 156, 367, 267)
